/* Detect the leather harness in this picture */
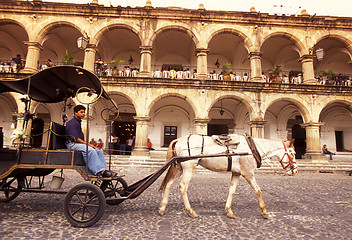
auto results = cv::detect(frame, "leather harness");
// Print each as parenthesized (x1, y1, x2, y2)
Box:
(185, 134, 262, 172)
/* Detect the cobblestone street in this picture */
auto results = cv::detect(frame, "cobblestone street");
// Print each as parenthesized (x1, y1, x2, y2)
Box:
(1, 169, 351, 239)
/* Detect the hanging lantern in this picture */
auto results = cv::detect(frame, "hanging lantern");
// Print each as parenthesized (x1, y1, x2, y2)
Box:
(316, 48, 324, 61)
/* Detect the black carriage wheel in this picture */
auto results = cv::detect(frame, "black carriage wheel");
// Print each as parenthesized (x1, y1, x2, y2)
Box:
(64, 183, 106, 228)
(101, 178, 128, 205)
(0, 177, 22, 203)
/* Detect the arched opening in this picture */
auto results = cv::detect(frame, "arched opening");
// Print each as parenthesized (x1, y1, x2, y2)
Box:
(208, 97, 250, 136)
(149, 95, 195, 147)
(0, 93, 18, 147)
(95, 27, 141, 76)
(264, 100, 306, 158)
(152, 28, 196, 76)
(208, 31, 250, 80)
(320, 101, 352, 152)
(40, 24, 84, 69)
(30, 104, 51, 148)
(261, 34, 302, 82)
(0, 21, 28, 73)
(313, 37, 352, 85)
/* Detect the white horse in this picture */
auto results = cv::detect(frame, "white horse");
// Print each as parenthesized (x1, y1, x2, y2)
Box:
(158, 134, 296, 219)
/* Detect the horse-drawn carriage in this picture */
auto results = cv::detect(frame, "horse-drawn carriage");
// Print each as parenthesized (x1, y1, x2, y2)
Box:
(0, 66, 297, 227)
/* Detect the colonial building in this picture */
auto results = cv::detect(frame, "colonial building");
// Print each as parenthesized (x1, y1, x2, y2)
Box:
(0, 0, 352, 161)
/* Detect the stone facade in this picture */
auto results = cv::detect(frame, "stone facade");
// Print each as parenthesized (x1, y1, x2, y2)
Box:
(0, 1, 352, 161)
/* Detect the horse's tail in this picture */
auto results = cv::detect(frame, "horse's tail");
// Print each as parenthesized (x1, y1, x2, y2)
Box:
(159, 139, 182, 192)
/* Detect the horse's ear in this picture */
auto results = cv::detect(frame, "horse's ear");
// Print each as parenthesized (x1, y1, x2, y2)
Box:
(289, 138, 295, 147)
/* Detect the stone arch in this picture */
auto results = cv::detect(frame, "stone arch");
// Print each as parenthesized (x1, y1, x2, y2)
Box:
(206, 28, 253, 52)
(0, 19, 28, 34)
(150, 25, 200, 47)
(208, 94, 254, 118)
(147, 92, 198, 118)
(263, 96, 311, 123)
(314, 34, 352, 54)
(261, 31, 305, 54)
(107, 91, 137, 112)
(35, 21, 84, 43)
(93, 24, 142, 46)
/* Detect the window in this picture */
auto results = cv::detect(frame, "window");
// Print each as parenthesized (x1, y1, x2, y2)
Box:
(164, 126, 177, 146)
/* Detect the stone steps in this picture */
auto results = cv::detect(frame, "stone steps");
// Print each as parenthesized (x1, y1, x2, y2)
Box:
(106, 153, 352, 175)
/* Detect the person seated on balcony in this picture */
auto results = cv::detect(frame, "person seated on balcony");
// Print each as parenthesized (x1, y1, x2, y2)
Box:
(65, 105, 117, 177)
(297, 73, 302, 84)
(177, 69, 183, 79)
(262, 72, 267, 82)
(192, 69, 197, 79)
(169, 68, 176, 79)
(322, 144, 335, 160)
(162, 68, 169, 78)
(95, 58, 103, 75)
(154, 69, 162, 78)
(132, 68, 139, 77)
(184, 68, 191, 79)
(12, 54, 24, 73)
(242, 73, 249, 81)
(123, 66, 130, 77)
(282, 75, 289, 84)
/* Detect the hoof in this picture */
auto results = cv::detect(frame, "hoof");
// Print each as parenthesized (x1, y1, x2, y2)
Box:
(261, 212, 269, 219)
(188, 210, 198, 218)
(227, 212, 237, 219)
(158, 208, 165, 216)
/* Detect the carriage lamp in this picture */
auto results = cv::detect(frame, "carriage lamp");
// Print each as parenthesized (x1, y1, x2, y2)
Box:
(77, 36, 89, 50)
(316, 48, 324, 61)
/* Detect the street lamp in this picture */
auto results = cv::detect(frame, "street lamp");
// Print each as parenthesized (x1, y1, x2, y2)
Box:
(77, 36, 89, 50)
(316, 48, 324, 61)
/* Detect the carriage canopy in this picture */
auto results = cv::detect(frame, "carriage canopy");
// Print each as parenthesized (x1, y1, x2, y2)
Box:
(0, 66, 112, 104)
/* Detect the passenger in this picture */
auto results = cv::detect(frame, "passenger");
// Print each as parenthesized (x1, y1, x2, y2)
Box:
(65, 105, 117, 177)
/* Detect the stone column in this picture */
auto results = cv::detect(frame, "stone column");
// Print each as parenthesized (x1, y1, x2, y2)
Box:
(132, 116, 151, 156)
(193, 118, 210, 135)
(196, 48, 209, 79)
(139, 46, 152, 77)
(249, 52, 263, 82)
(248, 120, 266, 138)
(299, 54, 317, 84)
(301, 122, 326, 162)
(83, 44, 97, 72)
(22, 42, 43, 73)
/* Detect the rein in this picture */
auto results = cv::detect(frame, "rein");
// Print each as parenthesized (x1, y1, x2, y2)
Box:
(245, 134, 262, 168)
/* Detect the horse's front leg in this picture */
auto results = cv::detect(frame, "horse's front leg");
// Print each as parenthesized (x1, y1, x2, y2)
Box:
(243, 174, 269, 219)
(225, 172, 240, 219)
(179, 163, 198, 218)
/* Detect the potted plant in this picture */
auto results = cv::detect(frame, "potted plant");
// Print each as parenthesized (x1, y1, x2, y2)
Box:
(270, 65, 283, 83)
(110, 59, 124, 76)
(222, 63, 231, 80)
(62, 50, 75, 65)
(321, 69, 336, 85)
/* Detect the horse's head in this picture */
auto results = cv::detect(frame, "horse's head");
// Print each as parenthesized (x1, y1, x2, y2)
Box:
(282, 139, 297, 175)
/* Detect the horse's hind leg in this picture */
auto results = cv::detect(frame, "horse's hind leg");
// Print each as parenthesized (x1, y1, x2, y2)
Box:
(179, 163, 198, 218)
(243, 174, 269, 219)
(159, 165, 182, 216)
(225, 173, 240, 219)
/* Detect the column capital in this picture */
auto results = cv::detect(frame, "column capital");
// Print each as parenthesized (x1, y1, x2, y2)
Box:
(133, 116, 151, 122)
(298, 54, 314, 62)
(193, 118, 210, 124)
(196, 48, 209, 54)
(249, 51, 262, 58)
(300, 121, 324, 128)
(139, 46, 153, 52)
(23, 41, 43, 50)
(248, 120, 267, 126)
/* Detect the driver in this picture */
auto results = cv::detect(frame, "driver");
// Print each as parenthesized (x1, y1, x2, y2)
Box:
(65, 105, 117, 177)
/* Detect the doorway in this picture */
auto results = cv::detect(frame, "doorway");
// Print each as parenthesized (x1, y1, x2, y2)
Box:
(207, 124, 228, 136)
(335, 131, 344, 151)
(163, 126, 177, 146)
(291, 124, 306, 159)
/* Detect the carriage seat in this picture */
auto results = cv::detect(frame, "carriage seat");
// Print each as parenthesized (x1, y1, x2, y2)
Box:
(47, 121, 85, 166)
(48, 121, 68, 150)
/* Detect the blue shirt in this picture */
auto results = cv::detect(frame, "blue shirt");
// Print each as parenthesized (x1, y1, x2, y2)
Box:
(65, 116, 84, 141)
